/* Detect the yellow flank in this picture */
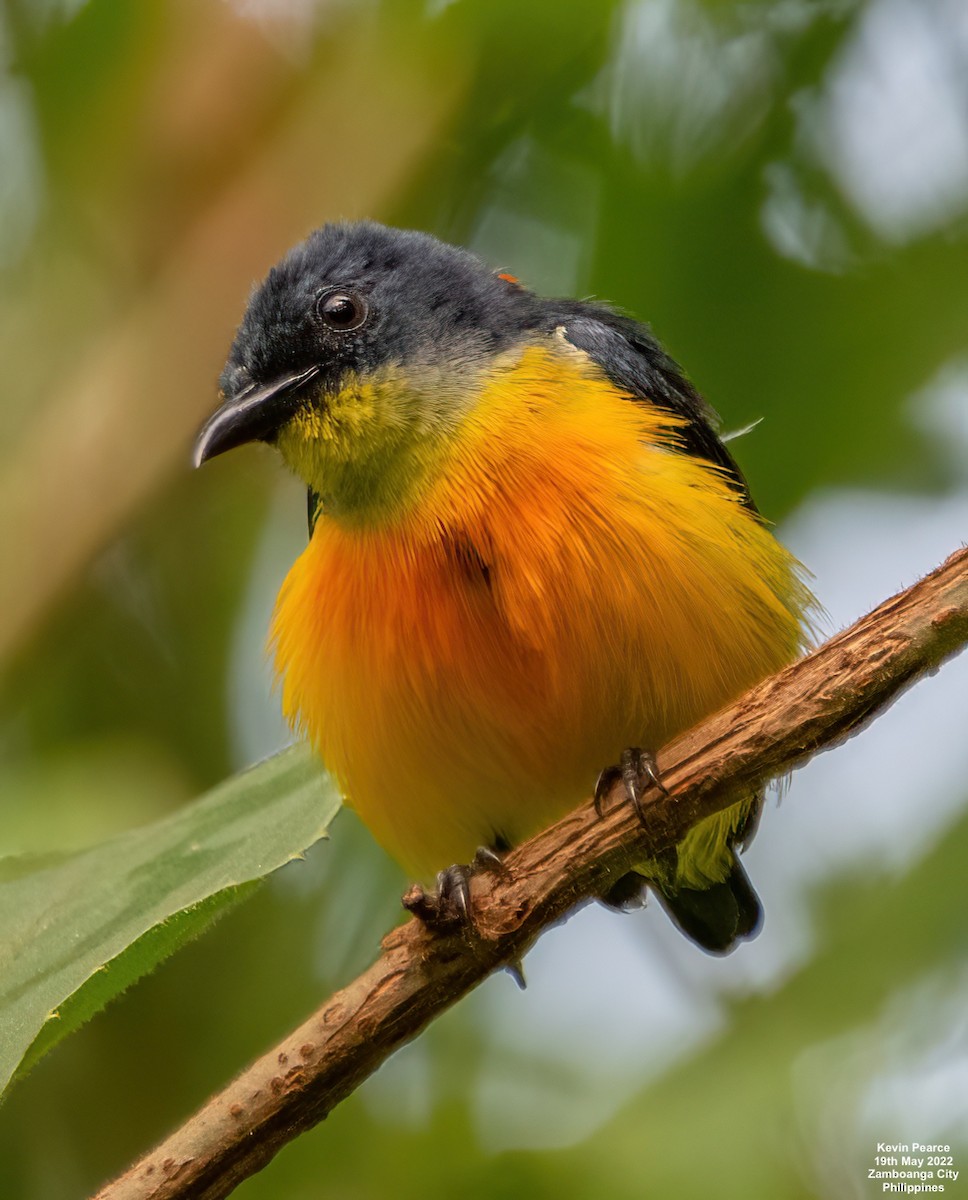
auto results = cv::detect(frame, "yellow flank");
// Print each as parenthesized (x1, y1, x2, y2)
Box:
(270, 341, 812, 882)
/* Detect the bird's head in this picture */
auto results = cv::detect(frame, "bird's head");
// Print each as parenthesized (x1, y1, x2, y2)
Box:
(194, 222, 541, 521)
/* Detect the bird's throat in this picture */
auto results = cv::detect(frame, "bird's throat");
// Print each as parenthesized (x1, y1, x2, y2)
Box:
(273, 361, 496, 527)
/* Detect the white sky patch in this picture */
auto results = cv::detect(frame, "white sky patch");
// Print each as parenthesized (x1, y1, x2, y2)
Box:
(818, 0, 968, 242)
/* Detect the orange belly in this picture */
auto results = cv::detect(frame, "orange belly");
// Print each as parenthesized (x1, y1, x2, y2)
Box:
(271, 345, 809, 879)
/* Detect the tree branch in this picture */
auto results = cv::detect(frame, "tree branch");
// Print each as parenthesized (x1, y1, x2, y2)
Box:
(94, 545, 968, 1200)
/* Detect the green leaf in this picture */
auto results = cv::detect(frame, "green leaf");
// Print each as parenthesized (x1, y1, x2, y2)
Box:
(0, 743, 341, 1096)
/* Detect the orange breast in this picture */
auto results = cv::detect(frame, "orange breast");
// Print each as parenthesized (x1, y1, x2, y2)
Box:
(271, 344, 809, 878)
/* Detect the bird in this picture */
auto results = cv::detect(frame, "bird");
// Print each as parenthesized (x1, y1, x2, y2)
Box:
(194, 221, 814, 954)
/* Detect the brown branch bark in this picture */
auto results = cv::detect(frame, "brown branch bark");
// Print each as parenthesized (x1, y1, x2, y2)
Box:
(94, 545, 968, 1200)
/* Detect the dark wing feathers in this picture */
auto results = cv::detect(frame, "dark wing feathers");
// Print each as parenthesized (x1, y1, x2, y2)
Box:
(549, 304, 756, 512)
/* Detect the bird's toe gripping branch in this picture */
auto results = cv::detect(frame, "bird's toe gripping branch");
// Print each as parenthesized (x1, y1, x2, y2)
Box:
(401, 846, 509, 928)
(594, 745, 670, 825)
(401, 847, 526, 987)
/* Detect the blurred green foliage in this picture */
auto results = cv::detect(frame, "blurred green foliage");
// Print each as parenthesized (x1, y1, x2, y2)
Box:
(1, 0, 967, 1197)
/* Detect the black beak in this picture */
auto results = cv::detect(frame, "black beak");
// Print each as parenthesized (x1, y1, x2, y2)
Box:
(193, 364, 321, 468)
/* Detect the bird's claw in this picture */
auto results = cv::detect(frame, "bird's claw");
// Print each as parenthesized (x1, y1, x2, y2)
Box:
(401, 844, 510, 932)
(400, 847, 526, 985)
(400, 847, 525, 986)
(594, 746, 669, 824)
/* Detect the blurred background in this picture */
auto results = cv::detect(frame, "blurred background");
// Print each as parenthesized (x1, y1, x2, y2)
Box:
(2, 0, 968, 1196)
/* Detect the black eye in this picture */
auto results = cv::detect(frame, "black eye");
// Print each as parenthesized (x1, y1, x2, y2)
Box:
(316, 289, 368, 331)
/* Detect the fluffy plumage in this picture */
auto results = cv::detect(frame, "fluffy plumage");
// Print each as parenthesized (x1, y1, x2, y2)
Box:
(198, 221, 814, 953)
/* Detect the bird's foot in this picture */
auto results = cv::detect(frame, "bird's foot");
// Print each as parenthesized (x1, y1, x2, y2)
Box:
(401, 845, 509, 930)
(594, 748, 669, 915)
(594, 746, 670, 825)
(401, 847, 526, 987)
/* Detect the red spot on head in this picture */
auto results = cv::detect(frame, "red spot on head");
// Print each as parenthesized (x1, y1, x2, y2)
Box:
(497, 272, 521, 287)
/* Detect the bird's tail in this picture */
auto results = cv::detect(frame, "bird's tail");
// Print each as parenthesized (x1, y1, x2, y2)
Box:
(653, 854, 762, 954)
(601, 853, 762, 955)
